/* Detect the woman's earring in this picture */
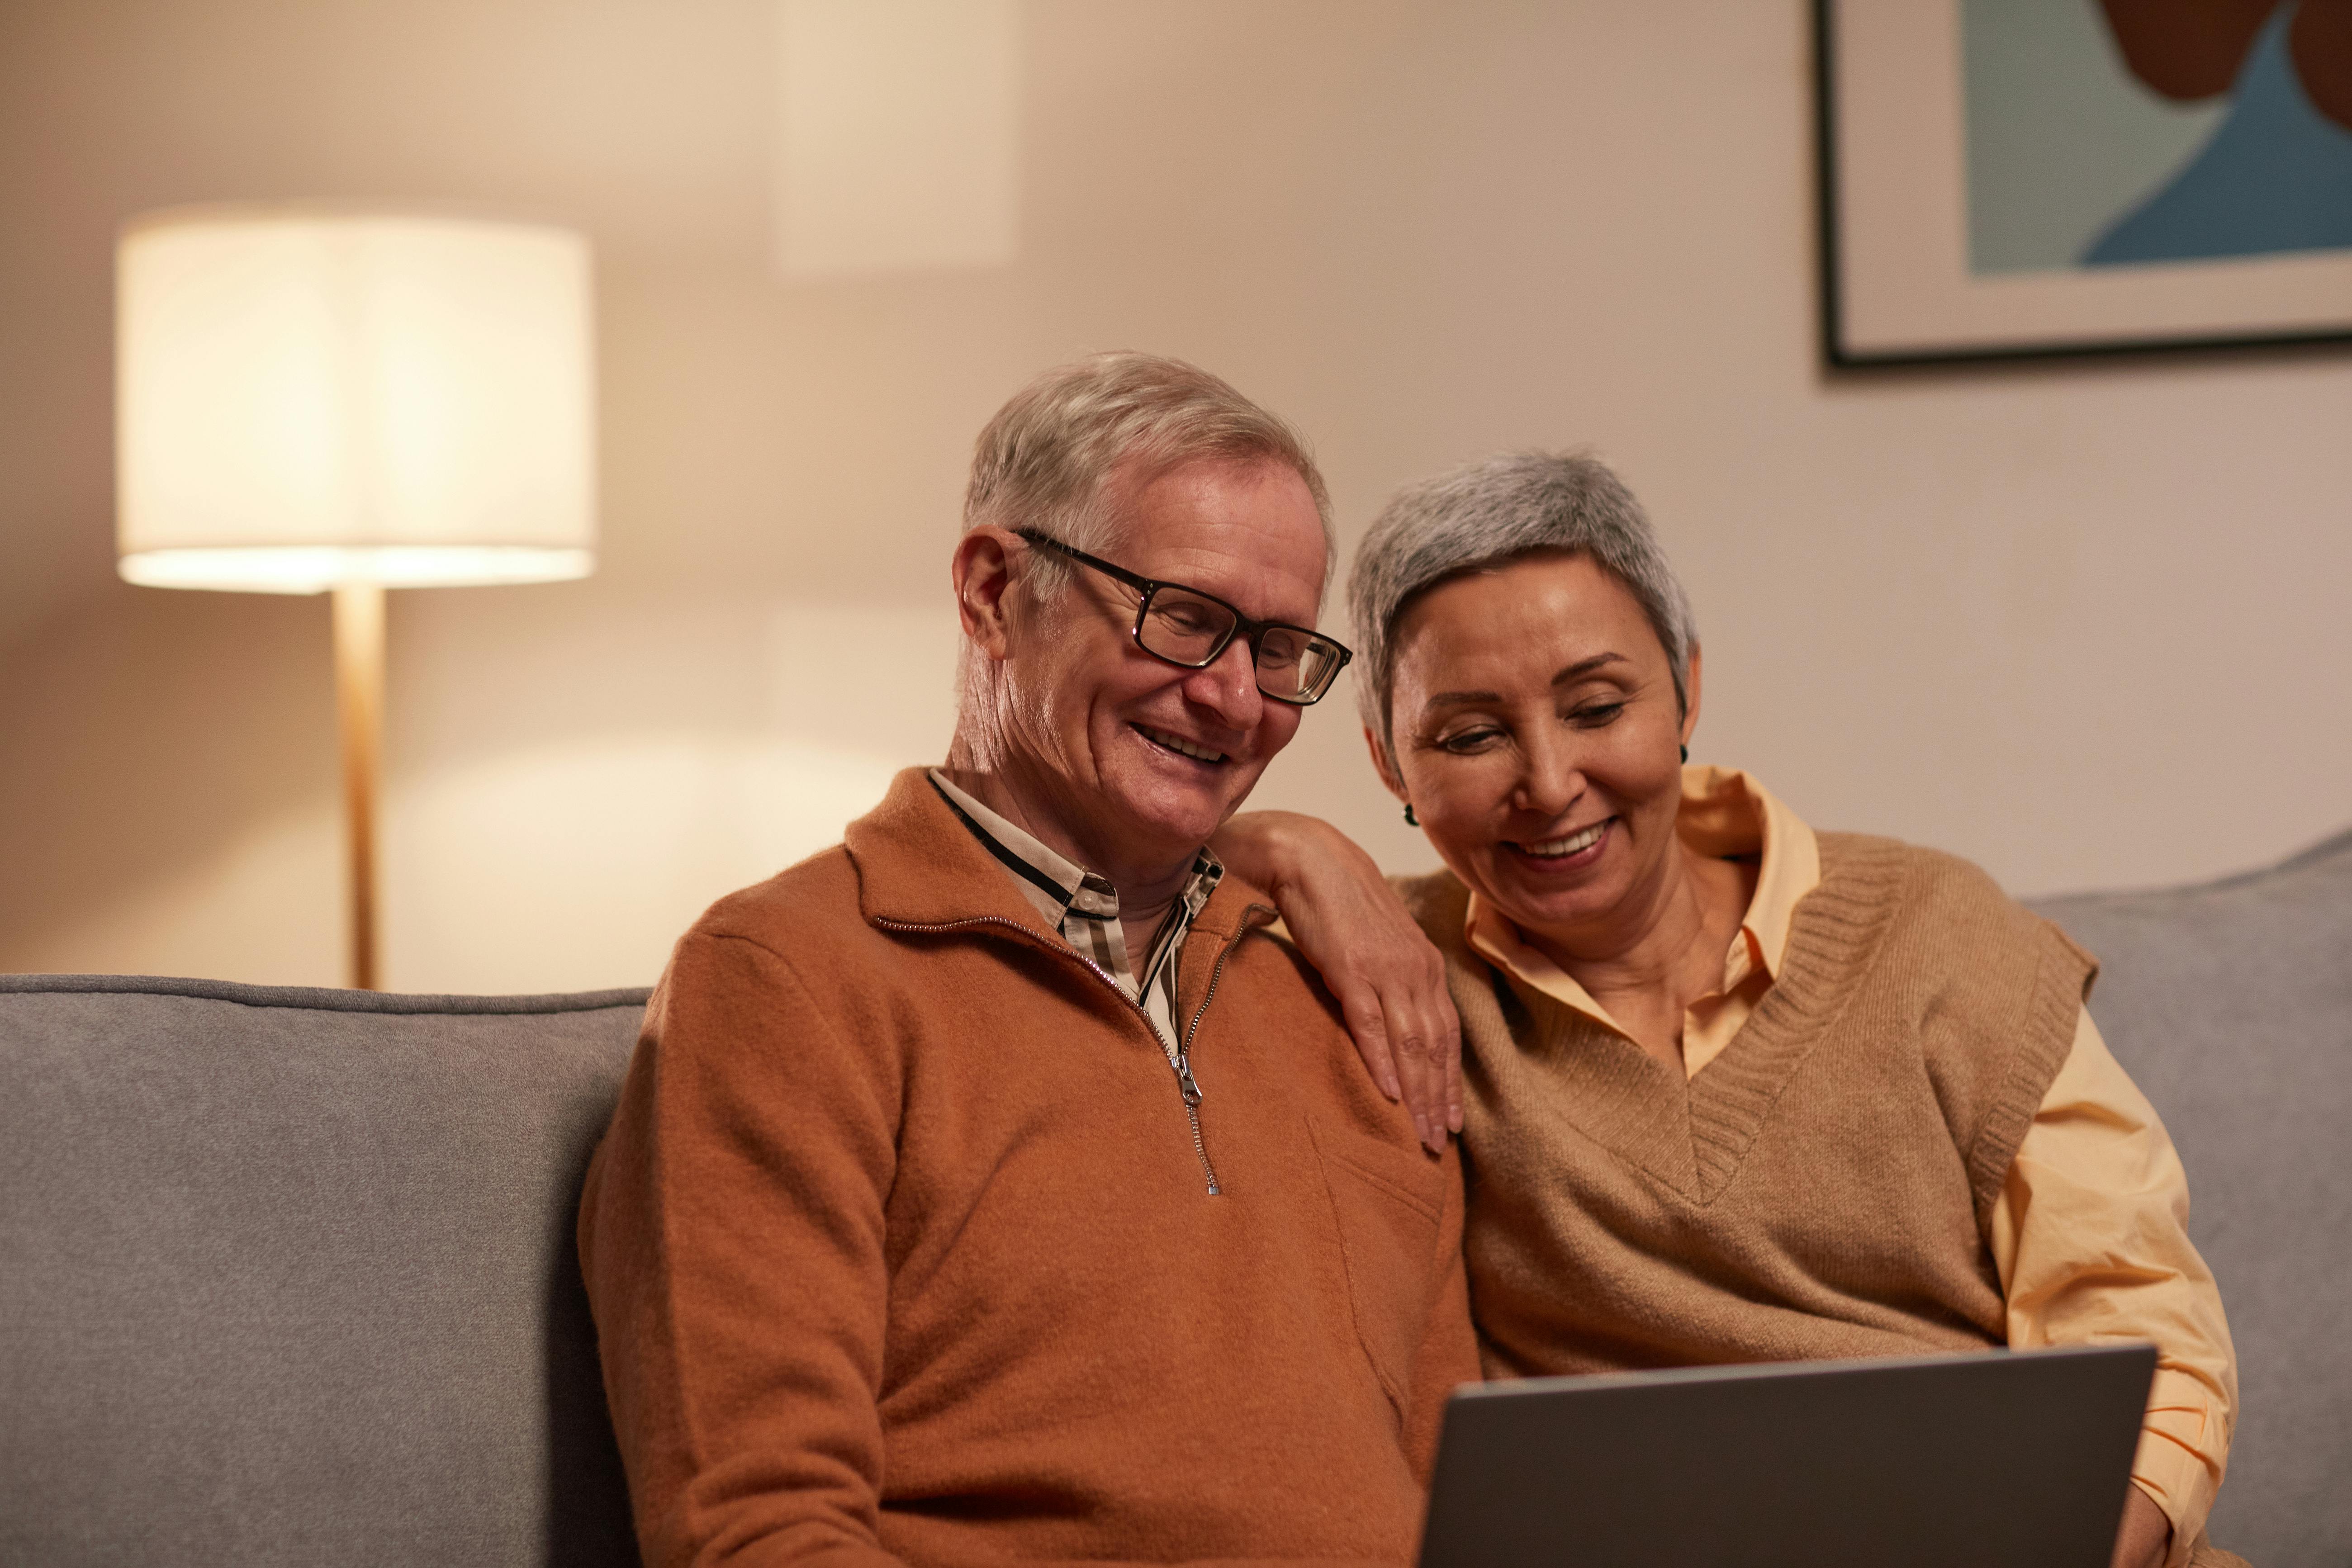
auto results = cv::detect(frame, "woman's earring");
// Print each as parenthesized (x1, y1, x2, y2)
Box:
(1403, 803, 1419, 827)
(1680, 744, 1689, 764)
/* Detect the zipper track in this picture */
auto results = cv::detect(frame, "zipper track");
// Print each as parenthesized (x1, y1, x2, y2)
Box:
(1174, 919, 1263, 1195)
(873, 910, 1237, 1195)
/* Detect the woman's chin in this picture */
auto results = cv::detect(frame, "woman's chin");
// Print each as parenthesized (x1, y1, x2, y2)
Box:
(1480, 838, 1621, 934)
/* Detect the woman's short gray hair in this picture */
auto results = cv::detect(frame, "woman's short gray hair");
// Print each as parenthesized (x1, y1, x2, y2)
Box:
(1347, 452, 1696, 758)
(964, 351, 1335, 596)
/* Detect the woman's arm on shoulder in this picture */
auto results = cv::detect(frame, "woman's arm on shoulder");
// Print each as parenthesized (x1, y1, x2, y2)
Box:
(1212, 810, 1461, 1151)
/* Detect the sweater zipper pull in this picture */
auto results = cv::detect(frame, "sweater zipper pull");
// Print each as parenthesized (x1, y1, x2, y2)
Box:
(1175, 1054, 1204, 1105)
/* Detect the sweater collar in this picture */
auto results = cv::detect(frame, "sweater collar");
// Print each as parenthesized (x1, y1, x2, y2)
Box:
(846, 767, 1263, 943)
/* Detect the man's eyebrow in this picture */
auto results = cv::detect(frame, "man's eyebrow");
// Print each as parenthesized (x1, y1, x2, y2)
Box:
(1422, 654, 1626, 710)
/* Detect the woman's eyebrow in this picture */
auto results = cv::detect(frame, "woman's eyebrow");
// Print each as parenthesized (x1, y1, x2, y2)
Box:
(1423, 654, 1625, 711)
(1424, 688, 1503, 709)
(1551, 653, 1625, 685)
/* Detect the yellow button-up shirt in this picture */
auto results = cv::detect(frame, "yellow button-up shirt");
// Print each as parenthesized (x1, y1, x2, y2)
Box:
(1464, 766, 2237, 1564)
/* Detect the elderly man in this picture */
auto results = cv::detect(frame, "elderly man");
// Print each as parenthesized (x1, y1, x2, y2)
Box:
(579, 352, 1479, 1568)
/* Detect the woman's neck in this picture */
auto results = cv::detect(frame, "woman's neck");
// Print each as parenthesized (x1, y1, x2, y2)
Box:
(1523, 843, 1755, 1068)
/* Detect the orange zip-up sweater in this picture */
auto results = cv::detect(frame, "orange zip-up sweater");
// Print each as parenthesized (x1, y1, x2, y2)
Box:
(579, 769, 1479, 1568)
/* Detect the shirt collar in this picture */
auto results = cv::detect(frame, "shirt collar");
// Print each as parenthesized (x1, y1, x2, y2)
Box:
(927, 767, 1224, 949)
(1672, 764, 1819, 979)
(1464, 763, 1821, 1019)
(929, 769, 1109, 929)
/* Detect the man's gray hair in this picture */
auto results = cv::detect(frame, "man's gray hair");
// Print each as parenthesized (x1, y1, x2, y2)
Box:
(1347, 452, 1696, 759)
(964, 351, 1335, 596)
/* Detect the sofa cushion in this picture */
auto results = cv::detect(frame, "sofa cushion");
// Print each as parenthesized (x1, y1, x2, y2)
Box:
(0, 975, 650, 1568)
(2030, 827, 2352, 1568)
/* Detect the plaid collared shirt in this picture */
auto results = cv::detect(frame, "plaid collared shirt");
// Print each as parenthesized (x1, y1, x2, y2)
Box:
(929, 769, 1223, 1057)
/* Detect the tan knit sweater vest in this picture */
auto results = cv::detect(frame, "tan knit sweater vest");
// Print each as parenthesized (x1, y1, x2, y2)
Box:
(1403, 831, 2096, 1379)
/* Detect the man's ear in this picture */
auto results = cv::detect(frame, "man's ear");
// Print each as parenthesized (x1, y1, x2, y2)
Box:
(952, 526, 1023, 663)
(1364, 725, 1408, 802)
(1679, 641, 1703, 751)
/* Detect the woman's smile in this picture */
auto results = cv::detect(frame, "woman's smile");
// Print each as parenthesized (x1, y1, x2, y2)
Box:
(1504, 815, 1614, 872)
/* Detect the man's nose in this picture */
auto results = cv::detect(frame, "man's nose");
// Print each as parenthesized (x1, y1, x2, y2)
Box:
(1180, 635, 1263, 732)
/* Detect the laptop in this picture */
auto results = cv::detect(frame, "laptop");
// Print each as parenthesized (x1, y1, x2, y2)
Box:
(1417, 1343, 2157, 1568)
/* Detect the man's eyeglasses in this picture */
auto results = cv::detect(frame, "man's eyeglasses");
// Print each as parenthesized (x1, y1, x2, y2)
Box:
(1016, 529, 1354, 706)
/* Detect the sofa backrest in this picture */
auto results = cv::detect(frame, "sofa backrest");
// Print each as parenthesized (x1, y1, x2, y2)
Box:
(5, 829, 2345, 1566)
(0, 976, 650, 1568)
(2030, 827, 2352, 1568)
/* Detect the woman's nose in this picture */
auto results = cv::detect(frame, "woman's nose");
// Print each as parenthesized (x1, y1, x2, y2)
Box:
(1514, 729, 1582, 816)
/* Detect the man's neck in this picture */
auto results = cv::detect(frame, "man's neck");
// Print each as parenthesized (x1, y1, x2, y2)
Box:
(934, 761, 1198, 929)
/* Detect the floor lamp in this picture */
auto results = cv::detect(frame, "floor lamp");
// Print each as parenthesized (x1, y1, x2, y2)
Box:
(115, 207, 596, 989)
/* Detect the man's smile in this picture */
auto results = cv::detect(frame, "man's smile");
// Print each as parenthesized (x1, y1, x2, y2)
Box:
(1134, 722, 1229, 765)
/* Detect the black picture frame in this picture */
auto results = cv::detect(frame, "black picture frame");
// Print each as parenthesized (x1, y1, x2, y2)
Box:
(1814, 0, 2352, 368)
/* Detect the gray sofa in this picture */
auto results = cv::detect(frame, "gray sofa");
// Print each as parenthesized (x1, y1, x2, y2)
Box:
(3, 829, 2347, 1567)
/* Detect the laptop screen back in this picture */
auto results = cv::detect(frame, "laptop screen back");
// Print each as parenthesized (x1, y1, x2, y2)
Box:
(1418, 1344, 2156, 1568)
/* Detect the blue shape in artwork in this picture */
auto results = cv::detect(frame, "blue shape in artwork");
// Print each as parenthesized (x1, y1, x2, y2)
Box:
(2084, 3, 2352, 266)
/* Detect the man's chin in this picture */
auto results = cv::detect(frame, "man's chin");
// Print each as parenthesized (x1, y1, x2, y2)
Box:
(1125, 801, 1232, 857)
(1101, 774, 1252, 858)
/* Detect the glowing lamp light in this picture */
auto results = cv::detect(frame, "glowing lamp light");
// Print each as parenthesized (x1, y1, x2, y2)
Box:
(117, 209, 594, 591)
(115, 207, 597, 987)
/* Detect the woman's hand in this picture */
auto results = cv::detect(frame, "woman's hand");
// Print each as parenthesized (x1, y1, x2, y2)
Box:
(1212, 810, 1462, 1151)
(2110, 1485, 2172, 1568)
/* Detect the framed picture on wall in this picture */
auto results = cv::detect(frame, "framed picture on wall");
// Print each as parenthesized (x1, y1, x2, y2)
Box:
(1815, 0, 2352, 365)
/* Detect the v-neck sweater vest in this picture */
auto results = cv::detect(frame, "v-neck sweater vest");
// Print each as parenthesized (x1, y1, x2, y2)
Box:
(1402, 831, 2095, 1379)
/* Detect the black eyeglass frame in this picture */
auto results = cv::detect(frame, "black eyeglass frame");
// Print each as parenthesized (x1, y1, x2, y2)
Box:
(1015, 528, 1355, 706)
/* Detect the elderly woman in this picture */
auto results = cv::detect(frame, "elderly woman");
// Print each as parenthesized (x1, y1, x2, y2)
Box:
(1219, 454, 2243, 1568)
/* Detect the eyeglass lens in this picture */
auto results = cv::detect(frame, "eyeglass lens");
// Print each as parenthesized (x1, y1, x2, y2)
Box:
(1139, 586, 1347, 702)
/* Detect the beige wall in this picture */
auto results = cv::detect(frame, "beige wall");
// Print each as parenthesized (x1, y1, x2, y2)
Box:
(3, 0, 2347, 993)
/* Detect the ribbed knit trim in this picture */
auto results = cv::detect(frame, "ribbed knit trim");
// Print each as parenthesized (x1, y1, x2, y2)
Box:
(1516, 978, 1698, 1194)
(1680, 834, 1910, 1202)
(1964, 917, 2096, 1236)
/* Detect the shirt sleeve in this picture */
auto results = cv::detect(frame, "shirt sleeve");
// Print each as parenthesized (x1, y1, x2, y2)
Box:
(1986, 1008, 2238, 1568)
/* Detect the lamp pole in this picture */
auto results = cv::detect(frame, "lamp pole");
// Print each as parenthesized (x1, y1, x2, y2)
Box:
(332, 583, 385, 990)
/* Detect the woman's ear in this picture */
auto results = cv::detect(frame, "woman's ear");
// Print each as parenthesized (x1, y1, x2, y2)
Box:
(952, 527, 1021, 662)
(1364, 725, 1409, 802)
(1679, 641, 1704, 751)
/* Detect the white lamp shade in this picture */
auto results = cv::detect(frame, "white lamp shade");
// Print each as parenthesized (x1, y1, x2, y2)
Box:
(117, 209, 596, 593)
